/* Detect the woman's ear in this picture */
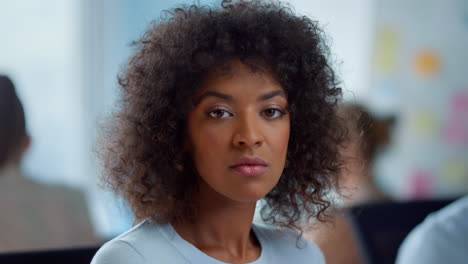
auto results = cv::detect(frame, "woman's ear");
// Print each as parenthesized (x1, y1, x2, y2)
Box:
(22, 135, 31, 156)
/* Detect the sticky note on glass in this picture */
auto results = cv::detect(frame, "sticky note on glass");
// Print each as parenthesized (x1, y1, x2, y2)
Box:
(404, 169, 434, 199)
(444, 91, 468, 145)
(410, 110, 438, 137)
(442, 159, 467, 185)
(374, 27, 399, 75)
(414, 50, 441, 77)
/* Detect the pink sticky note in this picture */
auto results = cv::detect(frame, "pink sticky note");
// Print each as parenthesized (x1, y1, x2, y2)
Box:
(404, 169, 434, 200)
(444, 90, 468, 145)
(444, 121, 468, 145)
(451, 90, 468, 115)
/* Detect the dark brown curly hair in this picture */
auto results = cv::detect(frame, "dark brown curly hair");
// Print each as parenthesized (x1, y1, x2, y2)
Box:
(100, 0, 344, 231)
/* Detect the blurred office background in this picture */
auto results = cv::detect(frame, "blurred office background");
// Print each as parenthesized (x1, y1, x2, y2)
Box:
(0, 0, 467, 245)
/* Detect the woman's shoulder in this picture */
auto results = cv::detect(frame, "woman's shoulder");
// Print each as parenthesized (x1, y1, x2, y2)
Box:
(253, 223, 325, 263)
(91, 239, 146, 264)
(91, 219, 187, 264)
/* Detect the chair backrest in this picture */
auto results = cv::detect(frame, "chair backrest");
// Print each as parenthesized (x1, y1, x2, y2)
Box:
(347, 199, 455, 264)
(0, 246, 100, 264)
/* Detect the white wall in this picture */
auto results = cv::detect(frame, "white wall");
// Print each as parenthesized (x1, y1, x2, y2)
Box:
(289, 0, 375, 101)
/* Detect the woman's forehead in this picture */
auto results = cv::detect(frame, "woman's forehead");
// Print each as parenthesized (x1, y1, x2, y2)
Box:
(200, 60, 280, 88)
(194, 64, 284, 102)
(203, 59, 274, 81)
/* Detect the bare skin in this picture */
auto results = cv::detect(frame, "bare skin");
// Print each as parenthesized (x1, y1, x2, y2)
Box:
(174, 60, 290, 264)
(173, 182, 260, 263)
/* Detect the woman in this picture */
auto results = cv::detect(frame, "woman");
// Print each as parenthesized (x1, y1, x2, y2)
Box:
(92, 0, 343, 263)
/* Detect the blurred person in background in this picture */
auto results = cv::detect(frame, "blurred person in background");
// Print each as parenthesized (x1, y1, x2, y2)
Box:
(396, 195, 468, 264)
(305, 103, 394, 264)
(334, 104, 393, 206)
(0, 75, 97, 252)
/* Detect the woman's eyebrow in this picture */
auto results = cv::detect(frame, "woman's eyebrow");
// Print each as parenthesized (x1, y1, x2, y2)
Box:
(194, 91, 233, 105)
(194, 90, 285, 105)
(257, 90, 286, 101)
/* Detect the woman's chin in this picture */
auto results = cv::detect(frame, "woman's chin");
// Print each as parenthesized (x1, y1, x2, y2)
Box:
(226, 189, 271, 204)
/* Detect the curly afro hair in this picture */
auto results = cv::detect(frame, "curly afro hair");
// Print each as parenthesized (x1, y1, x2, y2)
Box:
(100, 0, 344, 231)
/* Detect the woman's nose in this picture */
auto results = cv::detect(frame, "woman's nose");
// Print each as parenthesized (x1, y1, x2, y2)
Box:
(232, 113, 264, 148)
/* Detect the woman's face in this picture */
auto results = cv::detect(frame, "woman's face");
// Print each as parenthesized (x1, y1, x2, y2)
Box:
(187, 61, 290, 203)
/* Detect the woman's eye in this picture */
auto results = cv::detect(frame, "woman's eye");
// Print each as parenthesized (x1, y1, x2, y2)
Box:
(208, 109, 232, 119)
(263, 108, 285, 119)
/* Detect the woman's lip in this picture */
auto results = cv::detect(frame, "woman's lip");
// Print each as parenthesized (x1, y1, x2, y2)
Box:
(230, 156, 268, 167)
(230, 165, 268, 177)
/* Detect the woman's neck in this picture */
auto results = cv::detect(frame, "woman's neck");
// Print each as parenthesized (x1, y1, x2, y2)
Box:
(172, 183, 261, 263)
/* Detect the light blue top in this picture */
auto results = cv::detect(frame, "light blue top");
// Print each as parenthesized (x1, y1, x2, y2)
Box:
(396, 195, 468, 264)
(91, 219, 325, 264)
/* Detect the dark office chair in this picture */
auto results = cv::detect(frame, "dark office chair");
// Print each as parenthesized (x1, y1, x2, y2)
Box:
(347, 199, 455, 264)
(0, 246, 100, 264)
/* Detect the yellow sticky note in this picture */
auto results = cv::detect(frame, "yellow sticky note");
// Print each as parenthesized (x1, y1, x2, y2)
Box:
(374, 27, 399, 75)
(411, 110, 438, 136)
(442, 159, 467, 184)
